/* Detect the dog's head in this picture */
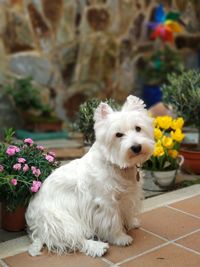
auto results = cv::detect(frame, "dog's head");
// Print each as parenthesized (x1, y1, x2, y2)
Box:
(94, 95, 155, 168)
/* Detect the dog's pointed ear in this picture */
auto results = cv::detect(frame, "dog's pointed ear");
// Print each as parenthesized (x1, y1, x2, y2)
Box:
(122, 95, 146, 112)
(94, 102, 113, 122)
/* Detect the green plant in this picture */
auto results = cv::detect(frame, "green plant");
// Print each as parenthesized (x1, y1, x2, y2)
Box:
(6, 77, 44, 112)
(0, 130, 60, 211)
(162, 69, 200, 149)
(5, 77, 62, 128)
(75, 98, 120, 144)
(138, 45, 183, 85)
(175, 179, 200, 189)
(4, 128, 15, 144)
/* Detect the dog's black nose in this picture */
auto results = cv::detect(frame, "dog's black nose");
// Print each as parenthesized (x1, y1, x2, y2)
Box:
(131, 144, 142, 154)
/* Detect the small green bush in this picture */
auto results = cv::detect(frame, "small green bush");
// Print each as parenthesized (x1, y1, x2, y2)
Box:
(5, 77, 43, 111)
(162, 69, 200, 148)
(75, 98, 120, 144)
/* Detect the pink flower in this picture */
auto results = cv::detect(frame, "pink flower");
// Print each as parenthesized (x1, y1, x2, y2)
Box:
(11, 179, 17, 186)
(31, 166, 37, 173)
(49, 151, 56, 157)
(6, 146, 20, 156)
(0, 165, 4, 172)
(24, 138, 33, 145)
(15, 146, 20, 152)
(45, 154, 54, 162)
(23, 164, 29, 172)
(36, 169, 41, 177)
(6, 147, 16, 155)
(13, 163, 22, 171)
(31, 166, 41, 177)
(18, 157, 26, 164)
(37, 145, 44, 151)
(31, 181, 42, 192)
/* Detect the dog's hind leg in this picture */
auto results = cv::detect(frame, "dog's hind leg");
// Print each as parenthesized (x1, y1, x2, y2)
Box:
(80, 239, 109, 257)
(28, 238, 44, 256)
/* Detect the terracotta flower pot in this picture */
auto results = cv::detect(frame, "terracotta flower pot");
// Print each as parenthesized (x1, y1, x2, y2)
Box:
(25, 120, 63, 132)
(180, 148, 200, 174)
(1, 204, 26, 232)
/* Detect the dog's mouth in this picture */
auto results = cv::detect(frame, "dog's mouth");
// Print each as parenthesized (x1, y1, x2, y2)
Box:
(128, 146, 150, 161)
(128, 150, 146, 159)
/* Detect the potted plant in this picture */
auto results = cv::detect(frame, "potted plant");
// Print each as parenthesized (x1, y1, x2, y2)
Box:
(162, 69, 200, 174)
(75, 98, 120, 144)
(0, 129, 60, 231)
(5, 77, 63, 132)
(142, 115, 185, 189)
(138, 45, 183, 109)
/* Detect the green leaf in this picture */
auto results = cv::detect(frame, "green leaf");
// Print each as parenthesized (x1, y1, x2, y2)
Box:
(166, 12, 180, 21)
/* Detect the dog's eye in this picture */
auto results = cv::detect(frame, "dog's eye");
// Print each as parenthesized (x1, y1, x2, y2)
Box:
(116, 132, 124, 138)
(135, 126, 141, 132)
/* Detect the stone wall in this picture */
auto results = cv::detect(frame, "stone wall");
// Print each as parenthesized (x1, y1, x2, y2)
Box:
(0, 0, 200, 127)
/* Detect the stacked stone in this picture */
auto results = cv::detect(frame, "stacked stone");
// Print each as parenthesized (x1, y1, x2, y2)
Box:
(0, 0, 199, 129)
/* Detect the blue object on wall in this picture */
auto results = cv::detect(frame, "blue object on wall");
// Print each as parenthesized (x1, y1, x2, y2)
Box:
(142, 85, 163, 109)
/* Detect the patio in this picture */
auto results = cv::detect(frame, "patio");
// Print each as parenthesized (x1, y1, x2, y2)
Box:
(0, 1, 200, 266)
(0, 184, 199, 267)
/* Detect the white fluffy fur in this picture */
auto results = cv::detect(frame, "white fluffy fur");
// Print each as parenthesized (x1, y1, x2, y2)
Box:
(25, 95, 154, 257)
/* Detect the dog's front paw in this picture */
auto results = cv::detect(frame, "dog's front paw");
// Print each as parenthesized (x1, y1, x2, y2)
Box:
(82, 240, 109, 257)
(111, 233, 133, 247)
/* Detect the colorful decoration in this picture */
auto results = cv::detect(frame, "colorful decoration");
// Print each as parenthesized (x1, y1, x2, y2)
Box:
(149, 4, 183, 43)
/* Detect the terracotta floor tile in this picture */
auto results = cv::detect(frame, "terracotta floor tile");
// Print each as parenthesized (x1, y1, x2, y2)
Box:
(121, 244, 200, 267)
(4, 251, 109, 267)
(176, 230, 200, 253)
(140, 207, 200, 240)
(170, 195, 200, 217)
(104, 229, 165, 264)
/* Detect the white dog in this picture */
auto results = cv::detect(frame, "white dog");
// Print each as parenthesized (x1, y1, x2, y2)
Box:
(25, 95, 154, 257)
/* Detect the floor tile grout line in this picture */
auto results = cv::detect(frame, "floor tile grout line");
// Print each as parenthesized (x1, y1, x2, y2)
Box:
(173, 242, 200, 256)
(166, 205, 200, 219)
(2, 228, 200, 265)
(0, 259, 9, 267)
(141, 227, 200, 245)
(101, 257, 115, 266)
(116, 242, 170, 265)
(172, 228, 200, 242)
(115, 228, 200, 265)
(140, 227, 169, 242)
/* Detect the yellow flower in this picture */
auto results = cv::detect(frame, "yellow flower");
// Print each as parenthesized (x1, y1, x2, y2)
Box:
(171, 117, 184, 130)
(162, 136, 174, 149)
(171, 129, 185, 142)
(154, 128, 163, 140)
(153, 145, 165, 157)
(168, 149, 178, 158)
(155, 116, 172, 130)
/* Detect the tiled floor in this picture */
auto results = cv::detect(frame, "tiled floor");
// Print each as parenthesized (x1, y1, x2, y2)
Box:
(1, 195, 200, 267)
